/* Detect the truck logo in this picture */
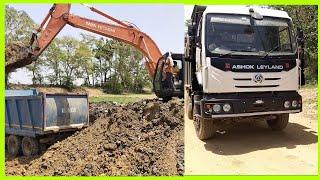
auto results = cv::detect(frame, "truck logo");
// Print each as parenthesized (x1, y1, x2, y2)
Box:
(253, 74, 264, 83)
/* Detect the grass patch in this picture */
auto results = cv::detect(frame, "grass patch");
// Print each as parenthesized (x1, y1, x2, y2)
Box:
(89, 93, 156, 104)
(301, 83, 318, 89)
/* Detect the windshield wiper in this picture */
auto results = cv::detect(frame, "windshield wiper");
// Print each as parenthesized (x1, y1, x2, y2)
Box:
(218, 49, 242, 58)
(263, 45, 279, 58)
(218, 49, 255, 58)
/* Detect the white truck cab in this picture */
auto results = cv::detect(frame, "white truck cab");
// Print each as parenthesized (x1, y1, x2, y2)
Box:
(185, 6, 303, 140)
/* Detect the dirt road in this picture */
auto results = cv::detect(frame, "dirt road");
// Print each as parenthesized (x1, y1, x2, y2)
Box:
(185, 87, 318, 175)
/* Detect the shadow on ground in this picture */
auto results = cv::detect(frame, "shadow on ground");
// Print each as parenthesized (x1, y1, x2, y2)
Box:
(204, 121, 318, 155)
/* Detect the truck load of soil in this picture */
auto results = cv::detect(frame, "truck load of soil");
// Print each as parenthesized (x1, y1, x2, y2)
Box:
(6, 99, 184, 176)
(5, 42, 33, 74)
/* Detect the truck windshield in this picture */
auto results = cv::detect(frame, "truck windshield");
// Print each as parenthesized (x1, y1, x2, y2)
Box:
(205, 14, 296, 56)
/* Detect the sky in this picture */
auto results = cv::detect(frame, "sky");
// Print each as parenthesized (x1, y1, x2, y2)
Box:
(8, 4, 185, 84)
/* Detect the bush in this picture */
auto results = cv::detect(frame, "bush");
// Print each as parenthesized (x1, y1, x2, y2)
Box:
(103, 77, 124, 94)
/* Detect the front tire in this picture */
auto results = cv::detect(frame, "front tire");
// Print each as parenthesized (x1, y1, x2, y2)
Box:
(267, 113, 289, 131)
(21, 137, 39, 156)
(194, 110, 217, 140)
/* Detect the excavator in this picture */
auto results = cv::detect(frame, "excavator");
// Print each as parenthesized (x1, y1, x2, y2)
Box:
(5, 4, 184, 100)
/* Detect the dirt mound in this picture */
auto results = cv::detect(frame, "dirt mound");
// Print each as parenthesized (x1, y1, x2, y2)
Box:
(6, 84, 105, 97)
(6, 99, 184, 176)
(5, 42, 33, 74)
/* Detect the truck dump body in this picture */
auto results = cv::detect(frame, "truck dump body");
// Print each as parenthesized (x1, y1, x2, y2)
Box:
(5, 90, 89, 137)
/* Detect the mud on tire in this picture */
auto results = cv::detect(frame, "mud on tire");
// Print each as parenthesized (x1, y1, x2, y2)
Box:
(7, 135, 21, 157)
(21, 137, 39, 157)
(267, 113, 289, 131)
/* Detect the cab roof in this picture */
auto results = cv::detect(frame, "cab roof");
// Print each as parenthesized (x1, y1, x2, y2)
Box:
(203, 6, 291, 20)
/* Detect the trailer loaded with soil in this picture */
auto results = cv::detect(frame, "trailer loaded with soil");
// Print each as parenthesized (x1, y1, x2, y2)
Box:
(5, 89, 89, 157)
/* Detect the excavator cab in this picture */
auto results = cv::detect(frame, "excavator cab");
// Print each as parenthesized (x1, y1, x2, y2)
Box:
(153, 53, 184, 100)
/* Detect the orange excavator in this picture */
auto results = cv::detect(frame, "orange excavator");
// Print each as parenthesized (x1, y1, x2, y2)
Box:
(5, 4, 184, 99)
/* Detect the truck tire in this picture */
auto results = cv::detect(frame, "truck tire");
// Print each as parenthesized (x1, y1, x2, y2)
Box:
(7, 135, 21, 157)
(21, 137, 39, 156)
(194, 116, 216, 140)
(267, 113, 289, 131)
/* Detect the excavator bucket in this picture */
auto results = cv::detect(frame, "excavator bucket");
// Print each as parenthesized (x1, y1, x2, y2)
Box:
(5, 42, 33, 74)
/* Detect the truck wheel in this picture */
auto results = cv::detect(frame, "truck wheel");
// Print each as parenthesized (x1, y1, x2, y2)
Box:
(187, 103, 193, 120)
(267, 114, 289, 131)
(21, 137, 39, 156)
(194, 116, 216, 140)
(7, 135, 21, 157)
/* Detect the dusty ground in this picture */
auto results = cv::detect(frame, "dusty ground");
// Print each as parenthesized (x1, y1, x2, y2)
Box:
(185, 87, 318, 175)
(6, 98, 184, 176)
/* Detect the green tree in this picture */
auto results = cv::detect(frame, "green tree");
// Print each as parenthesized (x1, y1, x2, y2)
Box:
(26, 60, 44, 85)
(58, 37, 83, 88)
(79, 33, 100, 86)
(5, 5, 36, 44)
(76, 41, 94, 86)
(273, 5, 318, 84)
(42, 39, 64, 85)
(94, 38, 115, 85)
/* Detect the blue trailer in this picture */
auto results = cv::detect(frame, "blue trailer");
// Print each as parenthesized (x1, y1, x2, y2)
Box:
(5, 89, 89, 157)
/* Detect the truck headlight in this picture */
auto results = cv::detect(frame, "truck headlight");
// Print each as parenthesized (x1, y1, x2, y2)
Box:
(292, 100, 298, 108)
(223, 104, 231, 112)
(213, 104, 221, 113)
(284, 101, 291, 108)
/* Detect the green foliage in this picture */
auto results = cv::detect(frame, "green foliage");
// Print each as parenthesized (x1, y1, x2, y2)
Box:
(5, 5, 36, 44)
(94, 40, 151, 94)
(272, 5, 318, 84)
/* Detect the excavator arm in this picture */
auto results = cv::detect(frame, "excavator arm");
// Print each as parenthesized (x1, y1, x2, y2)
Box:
(11, 4, 163, 77)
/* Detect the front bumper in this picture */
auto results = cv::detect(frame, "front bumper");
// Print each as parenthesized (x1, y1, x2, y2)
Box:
(199, 91, 302, 118)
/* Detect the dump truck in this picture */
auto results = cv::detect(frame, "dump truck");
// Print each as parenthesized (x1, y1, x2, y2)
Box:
(5, 89, 89, 156)
(185, 6, 304, 140)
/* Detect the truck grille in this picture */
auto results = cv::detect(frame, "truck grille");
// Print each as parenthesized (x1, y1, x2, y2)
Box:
(233, 77, 281, 88)
(235, 85, 279, 88)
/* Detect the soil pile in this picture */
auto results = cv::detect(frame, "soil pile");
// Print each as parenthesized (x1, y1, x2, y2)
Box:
(6, 99, 184, 176)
